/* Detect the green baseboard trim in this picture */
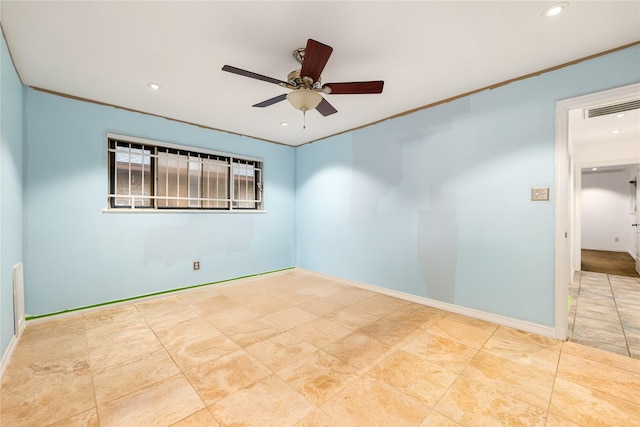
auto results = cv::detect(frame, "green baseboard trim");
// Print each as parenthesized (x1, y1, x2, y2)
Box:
(25, 266, 295, 321)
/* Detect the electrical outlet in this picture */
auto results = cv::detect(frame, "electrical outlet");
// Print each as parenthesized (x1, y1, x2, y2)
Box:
(531, 187, 549, 201)
(614, 237, 620, 242)
(193, 261, 200, 270)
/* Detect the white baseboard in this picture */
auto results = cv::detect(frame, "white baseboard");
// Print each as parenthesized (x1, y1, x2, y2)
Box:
(0, 322, 25, 382)
(296, 268, 557, 339)
(19, 267, 558, 347)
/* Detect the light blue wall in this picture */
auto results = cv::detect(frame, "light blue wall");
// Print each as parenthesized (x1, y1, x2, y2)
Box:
(296, 45, 640, 327)
(1, 33, 24, 356)
(23, 89, 295, 316)
(9, 40, 640, 331)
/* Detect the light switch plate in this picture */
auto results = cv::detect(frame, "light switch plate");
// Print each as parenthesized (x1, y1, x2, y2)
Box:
(531, 187, 549, 201)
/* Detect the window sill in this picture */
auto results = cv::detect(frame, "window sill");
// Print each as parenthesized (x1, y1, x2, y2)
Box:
(102, 208, 267, 214)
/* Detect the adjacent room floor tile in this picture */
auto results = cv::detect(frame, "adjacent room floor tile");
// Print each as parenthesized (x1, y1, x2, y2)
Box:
(569, 271, 640, 358)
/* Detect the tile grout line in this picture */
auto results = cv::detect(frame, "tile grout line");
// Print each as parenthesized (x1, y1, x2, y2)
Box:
(124, 303, 210, 425)
(607, 274, 633, 358)
(44, 319, 101, 426)
(553, 350, 640, 407)
(545, 339, 565, 420)
(570, 272, 635, 358)
(453, 325, 554, 420)
(134, 302, 228, 426)
(164, 283, 340, 423)
(568, 273, 582, 339)
(83, 315, 102, 427)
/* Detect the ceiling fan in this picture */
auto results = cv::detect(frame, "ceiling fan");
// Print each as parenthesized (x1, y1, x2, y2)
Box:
(222, 39, 384, 125)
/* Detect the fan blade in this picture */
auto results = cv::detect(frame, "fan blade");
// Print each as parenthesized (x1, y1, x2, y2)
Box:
(316, 97, 337, 116)
(253, 93, 287, 108)
(300, 39, 333, 82)
(324, 81, 384, 94)
(222, 65, 288, 86)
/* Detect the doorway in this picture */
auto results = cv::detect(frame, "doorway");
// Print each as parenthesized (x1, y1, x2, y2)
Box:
(568, 164, 640, 357)
(555, 83, 640, 354)
(579, 165, 640, 278)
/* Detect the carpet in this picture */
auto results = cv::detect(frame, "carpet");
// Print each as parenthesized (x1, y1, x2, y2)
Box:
(581, 249, 640, 278)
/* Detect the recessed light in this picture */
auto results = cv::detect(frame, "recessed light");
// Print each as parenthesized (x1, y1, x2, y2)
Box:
(280, 122, 289, 127)
(592, 167, 598, 171)
(611, 129, 622, 134)
(542, 2, 568, 17)
(616, 113, 625, 118)
(147, 82, 162, 90)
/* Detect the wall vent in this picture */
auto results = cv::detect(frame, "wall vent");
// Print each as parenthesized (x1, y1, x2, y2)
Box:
(12, 262, 25, 335)
(585, 99, 640, 118)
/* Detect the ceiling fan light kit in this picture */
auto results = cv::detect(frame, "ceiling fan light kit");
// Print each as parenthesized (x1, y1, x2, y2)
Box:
(222, 38, 384, 127)
(286, 89, 322, 112)
(286, 88, 323, 129)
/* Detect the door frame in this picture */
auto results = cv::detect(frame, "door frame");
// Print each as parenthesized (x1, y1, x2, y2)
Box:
(555, 82, 640, 340)
(635, 169, 640, 276)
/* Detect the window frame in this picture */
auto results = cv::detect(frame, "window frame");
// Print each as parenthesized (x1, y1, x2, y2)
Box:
(105, 133, 264, 213)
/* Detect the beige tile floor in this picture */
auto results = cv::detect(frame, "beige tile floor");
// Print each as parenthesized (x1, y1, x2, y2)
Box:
(568, 271, 640, 358)
(2, 269, 640, 426)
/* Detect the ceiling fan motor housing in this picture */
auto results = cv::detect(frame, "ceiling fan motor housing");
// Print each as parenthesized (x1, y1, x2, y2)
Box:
(287, 69, 322, 90)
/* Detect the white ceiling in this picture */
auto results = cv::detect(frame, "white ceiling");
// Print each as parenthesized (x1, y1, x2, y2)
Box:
(570, 104, 640, 148)
(1, 1, 639, 146)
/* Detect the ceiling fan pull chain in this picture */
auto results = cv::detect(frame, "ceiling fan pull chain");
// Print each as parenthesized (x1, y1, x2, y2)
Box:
(303, 109, 307, 129)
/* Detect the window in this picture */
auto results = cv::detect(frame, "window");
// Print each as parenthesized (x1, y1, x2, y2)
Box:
(233, 159, 262, 209)
(108, 136, 263, 211)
